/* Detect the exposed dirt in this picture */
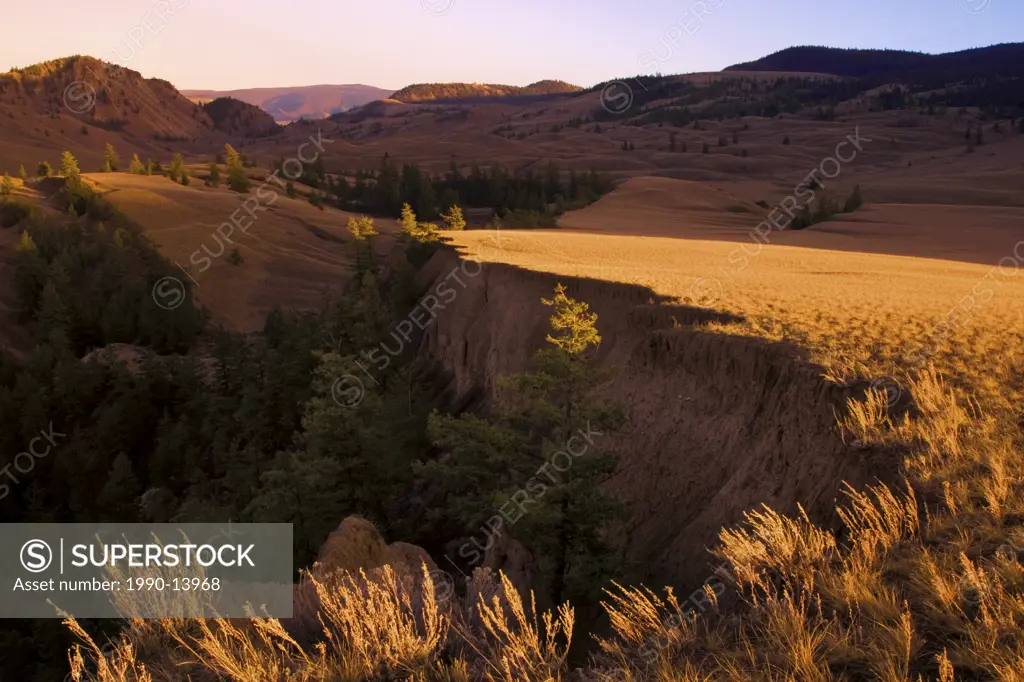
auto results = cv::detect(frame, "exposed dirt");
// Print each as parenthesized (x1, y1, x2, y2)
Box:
(415, 252, 901, 590)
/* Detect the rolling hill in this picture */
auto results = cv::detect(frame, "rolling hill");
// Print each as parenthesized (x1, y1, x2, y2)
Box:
(0, 57, 281, 171)
(726, 42, 1024, 79)
(390, 79, 582, 103)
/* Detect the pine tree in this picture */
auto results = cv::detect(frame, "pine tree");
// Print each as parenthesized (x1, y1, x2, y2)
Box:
(207, 162, 220, 187)
(334, 175, 351, 203)
(98, 453, 142, 520)
(225, 147, 250, 193)
(224, 144, 241, 168)
(426, 285, 623, 607)
(16, 230, 36, 253)
(441, 204, 466, 231)
(347, 216, 377, 240)
(0, 173, 13, 196)
(702, 142, 710, 154)
(843, 184, 863, 213)
(38, 277, 72, 337)
(129, 154, 145, 174)
(438, 187, 460, 214)
(375, 154, 402, 214)
(169, 153, 185, 182)
(227, 164, 251, 193)
(60, 151, 80, 180)
(103, 143, 120, 172)
(399, 202, 418, 235)
(416, 172, 437, 219)
(36, 161, 52, 178)
(17, 165, 26, 180)
(180, 170, 190, 186)
(286, 181, 297, 198)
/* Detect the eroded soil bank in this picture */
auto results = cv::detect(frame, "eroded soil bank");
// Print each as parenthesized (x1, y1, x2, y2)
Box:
(416, 248, 899, 590)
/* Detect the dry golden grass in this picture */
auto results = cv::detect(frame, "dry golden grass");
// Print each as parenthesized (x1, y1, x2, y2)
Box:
(84, 172, 400, 332)
(449, 222, 1024, 423)
(594, 420, 1024, 680)
(62, 366, 1024, 680)
(65, 567, 573, 682)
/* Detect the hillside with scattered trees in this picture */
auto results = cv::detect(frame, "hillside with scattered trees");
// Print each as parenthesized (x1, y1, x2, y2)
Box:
(391, 80, 581, 102)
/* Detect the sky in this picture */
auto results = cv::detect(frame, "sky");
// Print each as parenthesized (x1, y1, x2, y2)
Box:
(2, 0, 1021, 91)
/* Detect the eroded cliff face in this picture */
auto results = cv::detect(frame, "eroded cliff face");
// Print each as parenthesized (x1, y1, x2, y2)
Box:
(415, 249, 898, 590)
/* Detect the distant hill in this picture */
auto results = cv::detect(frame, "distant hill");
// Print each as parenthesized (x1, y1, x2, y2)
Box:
(390, 80, 581, 103)
(725, 43, 1024, 80)
(0, 56, 214, 140)
(202, 97, 279, 137)
(181, 84, 394, 122)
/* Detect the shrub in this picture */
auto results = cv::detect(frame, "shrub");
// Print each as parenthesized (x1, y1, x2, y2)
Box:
(228, 248, 244, 266)
(36, 161, 52, 178)
(499, 209, 558, 229)
(816, 195, 840, 222)
(790, 204, 814, 230)
(783, 135, 791, 145)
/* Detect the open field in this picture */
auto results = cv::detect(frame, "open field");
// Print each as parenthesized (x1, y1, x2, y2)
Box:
(449, 179, 1024, 419)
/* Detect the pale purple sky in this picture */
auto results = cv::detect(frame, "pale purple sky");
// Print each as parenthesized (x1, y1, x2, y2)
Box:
(3, 0, 1021, 91)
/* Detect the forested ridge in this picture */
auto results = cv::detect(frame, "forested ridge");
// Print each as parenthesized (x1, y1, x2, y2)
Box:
(0, 159, 623, 680)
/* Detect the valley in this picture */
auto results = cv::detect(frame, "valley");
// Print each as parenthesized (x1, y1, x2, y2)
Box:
(1, 32, 1023, 682)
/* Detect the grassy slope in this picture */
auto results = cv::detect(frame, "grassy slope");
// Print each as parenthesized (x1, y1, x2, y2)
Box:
(87, 172, 400, 332)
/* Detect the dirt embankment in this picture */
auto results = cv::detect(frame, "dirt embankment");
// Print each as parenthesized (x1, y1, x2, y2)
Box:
(415, 248, 900, 590)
